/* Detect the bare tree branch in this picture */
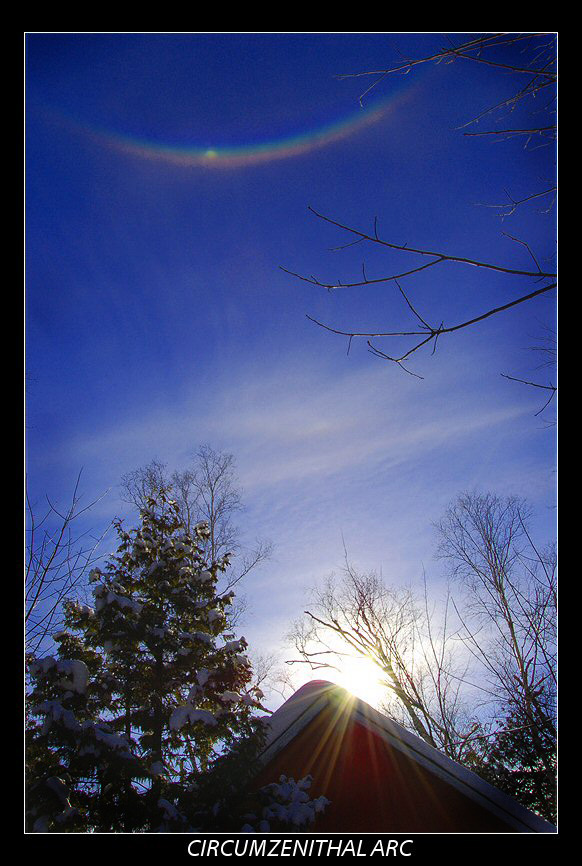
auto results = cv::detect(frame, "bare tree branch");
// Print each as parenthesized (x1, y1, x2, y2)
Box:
(119, 446, 273, 609)
(25, 471, 112, 655)
(305, 279, 555, 378)
(284, 33, 557, 389)
(287, 563, 479, 758)
(336, 33, 556, 128)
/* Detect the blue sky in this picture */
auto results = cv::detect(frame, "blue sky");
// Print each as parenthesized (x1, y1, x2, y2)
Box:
(25, 33, 556, 704)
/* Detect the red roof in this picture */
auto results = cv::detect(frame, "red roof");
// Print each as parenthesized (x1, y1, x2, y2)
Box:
(254, 681, 555, 833)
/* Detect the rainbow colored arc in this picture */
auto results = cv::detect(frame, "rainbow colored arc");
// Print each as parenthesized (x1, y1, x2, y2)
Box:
(86, 87, 416, 170)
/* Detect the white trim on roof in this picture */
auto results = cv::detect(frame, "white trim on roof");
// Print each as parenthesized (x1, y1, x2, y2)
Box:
(258, 681, 556, 834)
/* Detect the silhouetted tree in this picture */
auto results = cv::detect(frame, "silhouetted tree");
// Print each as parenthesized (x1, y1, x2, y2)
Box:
(120, 445, 272, 599)
(287, 490, 556, 821)
(287, 558, 479, 762)
(436, 491, 556, 820)
(26, 489, 327, 833)
(25, 472, 111, 656)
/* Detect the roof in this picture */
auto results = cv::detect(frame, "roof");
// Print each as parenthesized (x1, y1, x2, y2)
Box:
(256, 680, 555, 833)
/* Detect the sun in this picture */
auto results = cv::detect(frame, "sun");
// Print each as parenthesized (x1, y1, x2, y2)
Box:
(328, 655, 386, 709)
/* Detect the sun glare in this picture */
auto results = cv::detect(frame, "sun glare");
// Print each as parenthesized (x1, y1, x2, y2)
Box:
(329, 656, 386, 709)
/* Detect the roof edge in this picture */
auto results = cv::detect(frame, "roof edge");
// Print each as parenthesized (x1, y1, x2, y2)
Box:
(259, 681, 556, 834)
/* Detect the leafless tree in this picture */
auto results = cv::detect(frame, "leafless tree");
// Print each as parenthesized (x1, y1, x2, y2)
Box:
(246, 650, 294, 706)
(25, 472, 112, 655)
(283, 33, 556, 392)
(287, 558, 479, 762)
(435, 492, 556, 768)
(287, 489, 556, 801)
(120, 445, 273, 599)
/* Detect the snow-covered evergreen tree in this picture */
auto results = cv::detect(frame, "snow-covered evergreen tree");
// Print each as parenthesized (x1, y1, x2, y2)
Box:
(26, 491, 328, 832)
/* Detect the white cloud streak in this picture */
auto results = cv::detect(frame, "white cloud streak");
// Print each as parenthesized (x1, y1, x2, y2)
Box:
(31, 350, 555, 707)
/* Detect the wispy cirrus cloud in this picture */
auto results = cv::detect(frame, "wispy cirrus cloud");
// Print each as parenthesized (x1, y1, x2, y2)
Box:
(59, 350, 538, 511)
(30, 348, 554, 705)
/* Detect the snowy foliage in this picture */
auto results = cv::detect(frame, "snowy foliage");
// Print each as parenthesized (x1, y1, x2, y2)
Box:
(26, 490, 327, 833)
(240, 775, 330, 833)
